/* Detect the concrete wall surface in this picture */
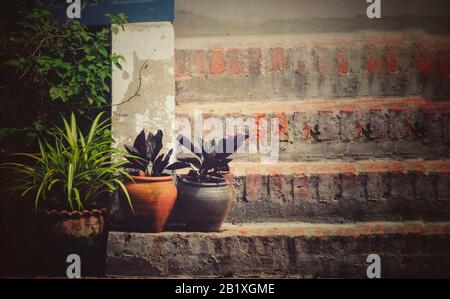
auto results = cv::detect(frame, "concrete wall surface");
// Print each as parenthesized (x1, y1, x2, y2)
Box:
(112, 22, 176, 150)
(174, 0, 450, 37)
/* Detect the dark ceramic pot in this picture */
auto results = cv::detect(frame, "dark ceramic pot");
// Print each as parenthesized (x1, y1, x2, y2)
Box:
(177, 177, 231, 232)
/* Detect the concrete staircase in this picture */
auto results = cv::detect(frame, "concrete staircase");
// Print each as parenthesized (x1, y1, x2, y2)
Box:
(107, 221, 450, 278)
(107, 1, 450, 278)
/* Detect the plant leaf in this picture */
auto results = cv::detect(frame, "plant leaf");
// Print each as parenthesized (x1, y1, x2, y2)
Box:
(177, 155, 201, 168)
(151, 153, 164, 176)
(166, 161, 191, 171)
(133, 130, 147, 158)
(149, 130, 163, 162)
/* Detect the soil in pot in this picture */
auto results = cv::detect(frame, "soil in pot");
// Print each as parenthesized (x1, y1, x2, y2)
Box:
(121, 175, 177, 233)
(176, 177, 232, 232)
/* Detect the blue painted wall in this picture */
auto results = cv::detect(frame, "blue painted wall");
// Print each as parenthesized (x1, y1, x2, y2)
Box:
(50, 0, 174, 25)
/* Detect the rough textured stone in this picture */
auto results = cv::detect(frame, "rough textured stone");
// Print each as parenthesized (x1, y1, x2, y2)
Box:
(317, 111, 340, 141)
(107, 221, 450, 278)
(368, 109, 389, 140)
(175, 33, 450, 102)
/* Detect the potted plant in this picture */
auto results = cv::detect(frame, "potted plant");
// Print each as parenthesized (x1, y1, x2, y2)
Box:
(0, 112, 132, 276)
(121, 130, 187, 233)
(173, 134, 249, 232)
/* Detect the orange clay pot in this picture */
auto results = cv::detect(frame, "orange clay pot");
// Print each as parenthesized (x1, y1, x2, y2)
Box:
(121, 176, 177, 233)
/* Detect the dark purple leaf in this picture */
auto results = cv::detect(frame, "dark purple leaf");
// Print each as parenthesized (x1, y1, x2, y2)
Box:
(146, 130, 163, 162)
(133, 130, 146, 157)
(177, 155, 201, 167)
(166, 161, 191, 170)
(151, 153, 164, 176)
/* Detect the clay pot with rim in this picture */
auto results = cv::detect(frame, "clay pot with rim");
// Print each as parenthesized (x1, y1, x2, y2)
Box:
(121, 175, 177, 233)
(176, 177, 232, 232)
(33, 207, 110, 276)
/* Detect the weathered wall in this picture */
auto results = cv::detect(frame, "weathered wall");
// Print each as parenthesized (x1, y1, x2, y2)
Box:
(171, 0, 450, 224)
(175, 0, 450, 37)
(112, 22, 175, 149)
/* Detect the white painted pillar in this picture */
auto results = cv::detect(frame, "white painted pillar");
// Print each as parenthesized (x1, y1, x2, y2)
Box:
(112, 22, 175, 150)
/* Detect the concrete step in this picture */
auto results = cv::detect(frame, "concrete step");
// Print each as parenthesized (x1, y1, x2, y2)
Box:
(175, 32, 450, 102)
(175, 97, 450, 161)
(106, 221, 450, 278)
(221, 160, 450, 223)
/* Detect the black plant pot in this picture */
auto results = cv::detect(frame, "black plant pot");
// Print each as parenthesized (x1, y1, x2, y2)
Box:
(176, 177, 232, 232)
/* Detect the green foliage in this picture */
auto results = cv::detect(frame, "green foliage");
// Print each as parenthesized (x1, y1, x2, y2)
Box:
(1, 113, 132, 212)
(0, 5, 127, 151)
(2, 8, 126, 109)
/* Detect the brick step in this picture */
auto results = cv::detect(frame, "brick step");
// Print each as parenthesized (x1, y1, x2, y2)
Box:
(175, 32, 450, 102)
(176, 98, 450, 161)
(214, 160, 450, 223)
(107, 221, 450, 278)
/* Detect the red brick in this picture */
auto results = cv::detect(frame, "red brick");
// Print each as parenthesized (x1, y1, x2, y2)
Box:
(416, 46, 433, 74)
(313, 47, 329, 75)
(367, 58, 380, 73)
(339, 60, 349, 75)
(175, 49, 188, 79)
(293, 174, 314, 201)
(416, 55, 432, 74)
(245, 174, 262, 201)
(254, 113, 267, 142)
(269, 173, 285, 202)
(277, 112, 289, 142)
(191, 49, 206, 77)
(286, 47, 309, 75)
(271, 47, 285, 72)
(337, 47, 349, 75)
(387, 58, 397, 73)
(385, 45, 398, 73)
(227, 48, 245, 76)
(209, 48, 225, 75)
(248, 48, 263, 75)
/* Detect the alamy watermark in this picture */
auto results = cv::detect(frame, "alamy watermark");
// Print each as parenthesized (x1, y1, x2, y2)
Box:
(174, 110, 280, 163)
(66, 253, 81, 279)
(366, 254, 381, 279)
(65, 1, 381, 20)
(366, 0, 382, 19)
(66, 0, 81, 19)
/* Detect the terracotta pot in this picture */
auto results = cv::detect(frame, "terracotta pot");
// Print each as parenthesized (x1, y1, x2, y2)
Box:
(122, 175, 177, 233)
(32, 208, 110, 277)
(177, 177, 232, 232)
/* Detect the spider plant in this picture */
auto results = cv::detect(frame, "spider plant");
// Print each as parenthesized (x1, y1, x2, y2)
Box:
(1, 112, 132, 212)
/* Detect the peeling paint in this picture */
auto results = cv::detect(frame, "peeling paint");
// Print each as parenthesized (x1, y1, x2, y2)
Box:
(112, 22, 175, 151)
